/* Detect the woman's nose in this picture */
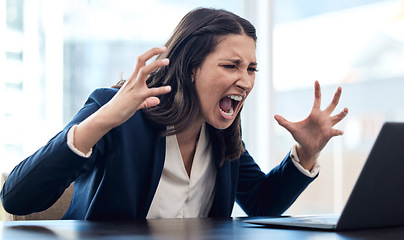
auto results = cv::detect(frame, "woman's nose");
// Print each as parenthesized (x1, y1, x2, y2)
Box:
(235, 73, 254, 92)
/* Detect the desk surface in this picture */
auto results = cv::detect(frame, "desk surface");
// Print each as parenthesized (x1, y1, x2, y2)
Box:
(2, 218, 404, 240)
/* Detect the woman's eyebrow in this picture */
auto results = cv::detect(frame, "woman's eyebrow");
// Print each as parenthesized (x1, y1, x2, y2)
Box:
(221, 58, 241, 64)
(221, 59, 258, 66)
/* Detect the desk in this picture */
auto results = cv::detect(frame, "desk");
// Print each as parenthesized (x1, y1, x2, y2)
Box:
(1, 218, 404, 240)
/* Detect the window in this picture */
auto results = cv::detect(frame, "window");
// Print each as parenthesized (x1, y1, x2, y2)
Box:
(272, 0, 404, 215)
(1, 0, 64, 172)
(239, 0, 404, 216)
(0, 0, 241, 174)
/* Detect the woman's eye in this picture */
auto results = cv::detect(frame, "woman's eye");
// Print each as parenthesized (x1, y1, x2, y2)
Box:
(223, 65, 237, 69)
(248, 67, 258, 72)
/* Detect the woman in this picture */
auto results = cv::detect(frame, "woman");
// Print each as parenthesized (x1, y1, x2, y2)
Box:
(1, 8, 348, 220)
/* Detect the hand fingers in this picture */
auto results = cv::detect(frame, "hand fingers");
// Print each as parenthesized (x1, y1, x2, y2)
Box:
(330, 107, 348, 126)
(274, 114, 295, 133)
(139, 97, 161, 109)
(122, 57, 169, 93)
(148, 85, 172, 98)
(324, 86, 342, 115)
(331, 128, 344, 137)
(129, 46, 167, 81)
(312, 81, 321, 110)
(139, 85, 172, 109)
(136, 58, 169, 82)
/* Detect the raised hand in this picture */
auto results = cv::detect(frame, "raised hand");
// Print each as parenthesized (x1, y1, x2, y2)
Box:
(274, 81, 348, 170)
(74, 47, 171, 154)
(104, 46, 172, 127)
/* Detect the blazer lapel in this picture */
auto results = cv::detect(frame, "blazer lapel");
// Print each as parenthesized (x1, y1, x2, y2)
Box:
(140, 126, 166, 218)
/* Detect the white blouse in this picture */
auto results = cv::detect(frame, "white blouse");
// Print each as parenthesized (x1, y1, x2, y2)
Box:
(146, 123, 217, 219)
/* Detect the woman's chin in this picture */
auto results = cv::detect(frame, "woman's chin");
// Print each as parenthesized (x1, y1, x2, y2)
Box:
(209, 118, 234, 130)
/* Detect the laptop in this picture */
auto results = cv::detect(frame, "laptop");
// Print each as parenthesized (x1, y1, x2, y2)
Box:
(244, 122, 404, 231)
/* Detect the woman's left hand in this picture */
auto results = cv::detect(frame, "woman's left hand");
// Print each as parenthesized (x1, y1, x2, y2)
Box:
(274, 81, 348, 170)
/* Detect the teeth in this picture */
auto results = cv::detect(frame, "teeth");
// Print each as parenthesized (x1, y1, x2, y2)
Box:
(220, 107, 234, 116)
(228, 95, 243, 101)
(219, 95, 242, 116)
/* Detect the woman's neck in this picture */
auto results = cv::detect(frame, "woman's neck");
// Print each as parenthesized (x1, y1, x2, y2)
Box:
(175, 120, 205, 177)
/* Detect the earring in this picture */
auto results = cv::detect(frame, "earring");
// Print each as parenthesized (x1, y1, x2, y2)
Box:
(191, 77, 195, 83)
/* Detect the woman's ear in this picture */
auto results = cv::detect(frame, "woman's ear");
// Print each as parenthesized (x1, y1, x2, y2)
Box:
(191, 69, 197, 83)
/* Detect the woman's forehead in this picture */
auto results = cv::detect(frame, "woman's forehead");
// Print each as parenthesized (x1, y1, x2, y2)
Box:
(211, 34, 257, 62)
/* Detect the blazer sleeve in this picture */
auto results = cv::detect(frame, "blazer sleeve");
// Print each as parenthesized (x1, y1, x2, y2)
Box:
(236, 149, 317, 216)
(0, 88, 116, 215)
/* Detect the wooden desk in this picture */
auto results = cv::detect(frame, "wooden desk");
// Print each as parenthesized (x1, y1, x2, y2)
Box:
(1, 218, 404, 240)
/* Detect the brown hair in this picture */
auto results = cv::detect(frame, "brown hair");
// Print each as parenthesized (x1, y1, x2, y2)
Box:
(114, 8, 257, 160)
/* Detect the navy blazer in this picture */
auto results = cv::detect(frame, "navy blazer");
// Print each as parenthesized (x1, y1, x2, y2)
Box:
(1, 88, 316, 220)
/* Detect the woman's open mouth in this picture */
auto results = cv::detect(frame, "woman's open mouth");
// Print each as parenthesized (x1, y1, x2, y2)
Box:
(219, 95, 243, 117)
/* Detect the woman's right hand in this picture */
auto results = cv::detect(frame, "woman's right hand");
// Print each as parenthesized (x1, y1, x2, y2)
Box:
(73, 47, 171, 154)
(102, 46, 171, 127)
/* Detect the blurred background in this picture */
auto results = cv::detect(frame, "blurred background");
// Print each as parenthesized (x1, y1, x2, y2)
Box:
(1, 0, 404, 217)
